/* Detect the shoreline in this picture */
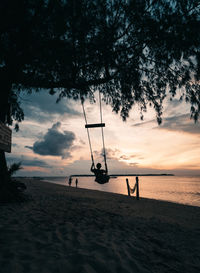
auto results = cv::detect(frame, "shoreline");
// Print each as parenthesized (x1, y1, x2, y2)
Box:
(27, 179, 200, 228)
(36, 176, 200, 208)
(1, 178, 200, 273)
(41, 177, 200, 209)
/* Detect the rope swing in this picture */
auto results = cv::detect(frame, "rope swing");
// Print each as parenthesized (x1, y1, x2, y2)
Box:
(81, 97, 95, 165)
(98, 91, 107, 169)
(81, 91, 109, 184)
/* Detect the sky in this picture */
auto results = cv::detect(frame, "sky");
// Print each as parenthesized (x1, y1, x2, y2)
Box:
(6, 89, 200, 177)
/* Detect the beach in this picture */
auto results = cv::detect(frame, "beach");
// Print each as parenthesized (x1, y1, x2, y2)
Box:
(0, 179, 200, 273)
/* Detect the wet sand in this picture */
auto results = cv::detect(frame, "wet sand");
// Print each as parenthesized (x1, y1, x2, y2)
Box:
(0, 178, 200, 273)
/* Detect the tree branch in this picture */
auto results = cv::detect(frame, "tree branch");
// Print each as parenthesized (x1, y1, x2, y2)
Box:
(13, 72, 115, 90)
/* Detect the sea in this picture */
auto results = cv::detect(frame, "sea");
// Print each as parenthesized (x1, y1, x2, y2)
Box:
(39, 175, 200, 207)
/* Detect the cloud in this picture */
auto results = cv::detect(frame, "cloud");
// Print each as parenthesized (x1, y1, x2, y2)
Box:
(163, 98, 190, 117)
(6, 155, 50, 168)
(132, 113, 200, 135)
(32, 122, 76, 158)
(12, 143, 19, 147)
(103, 148, 120, 159)
(93, 148, 120, 160)
(119, 154, 141, 167)
(22, 159, 50, 168)
(132, 120, 154, 127)
(129, 162, 139, 166)
(158, 114, 200, 134)
(94, 148, 142, 166)
(20, 90, 81, 122)
(120, 155, 132, 160)
(25, 146, 33, 150)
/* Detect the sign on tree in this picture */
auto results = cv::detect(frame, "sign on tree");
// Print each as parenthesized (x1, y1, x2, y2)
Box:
(0, 122, 12, 153)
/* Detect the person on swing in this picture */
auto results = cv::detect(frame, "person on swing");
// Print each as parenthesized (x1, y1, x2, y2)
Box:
(90, 162, 109, 184)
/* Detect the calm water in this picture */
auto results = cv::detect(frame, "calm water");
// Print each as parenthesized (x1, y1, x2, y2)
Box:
(41, 175, 200, 207)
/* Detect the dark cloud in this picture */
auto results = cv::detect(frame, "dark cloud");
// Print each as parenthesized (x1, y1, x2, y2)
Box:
(25, 146, 33, 150)
(12, 143, 18, 147)
(94, 148, 142, 164)
(23, 159, 50, 168)
(120, 155, 130, 160)
(20, 90, 81, 122)
(132, 120, 155, 127)
(164, 98, 187, 116)
(32, 122, 75, 158)
(132, 113, 200, 135)
(158, 114, 200, 134)
(120, 154, 139, 161)
(106, 148, 120, 159)
(6, 155, 50, 168)
(119, 153, 144, 161)
(94, 148, 120, 160)
(128, 162, 139, 166)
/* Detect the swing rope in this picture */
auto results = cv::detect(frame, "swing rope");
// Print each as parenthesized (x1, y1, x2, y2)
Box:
(81, 97, 94, 165)
(98, 91, 107, 168)
(81, 92, 107, 169)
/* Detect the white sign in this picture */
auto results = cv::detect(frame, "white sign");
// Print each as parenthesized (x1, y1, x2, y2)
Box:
(0, 122, 12, 153)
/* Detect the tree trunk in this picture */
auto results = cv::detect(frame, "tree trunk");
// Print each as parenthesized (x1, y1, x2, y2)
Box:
(0, 68, 12, 186)
(0, 150, 8, 185)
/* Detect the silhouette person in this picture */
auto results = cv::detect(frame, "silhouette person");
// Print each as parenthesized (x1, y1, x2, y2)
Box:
(90, 162, 109, 184)
(75, 178, 78, 188)
(68, 176, 72, 186)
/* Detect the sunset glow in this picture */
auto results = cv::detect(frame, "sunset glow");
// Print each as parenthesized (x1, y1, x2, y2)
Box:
(6, 90, 200, 177)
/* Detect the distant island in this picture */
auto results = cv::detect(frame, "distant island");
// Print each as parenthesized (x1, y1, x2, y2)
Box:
(16, 173, 174, 180)
(70, 173, 174, 177)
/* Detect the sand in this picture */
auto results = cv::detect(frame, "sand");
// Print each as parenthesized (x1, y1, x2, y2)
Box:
(0, 179, 200, 273)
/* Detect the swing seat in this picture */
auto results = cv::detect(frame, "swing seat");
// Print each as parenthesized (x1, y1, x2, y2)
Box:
(85, 123, 105, 128)
(95, 175, 110, 184)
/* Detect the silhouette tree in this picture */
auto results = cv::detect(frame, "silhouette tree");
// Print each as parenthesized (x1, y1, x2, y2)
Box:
(0, 0, 200, 187)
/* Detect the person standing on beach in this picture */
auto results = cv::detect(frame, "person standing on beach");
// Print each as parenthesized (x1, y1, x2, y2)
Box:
(68, 177, 72, 186)
(75, 178, 78, 188)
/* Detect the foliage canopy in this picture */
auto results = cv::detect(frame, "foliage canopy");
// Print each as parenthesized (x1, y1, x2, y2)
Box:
(0, 0, 200, 125)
